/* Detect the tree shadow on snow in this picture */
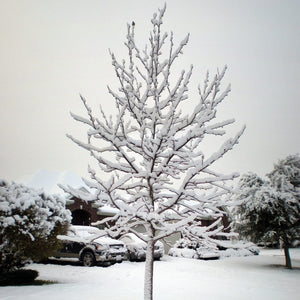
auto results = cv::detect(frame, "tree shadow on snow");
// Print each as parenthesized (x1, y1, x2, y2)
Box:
(40, 258, 114, 268)
(40, 259, 82, 267)
(264, 264, 300, 271)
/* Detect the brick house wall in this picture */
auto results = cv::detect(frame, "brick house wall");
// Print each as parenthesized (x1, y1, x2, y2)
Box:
(66, 197, 99, 225)
(66, 197, 116, 226)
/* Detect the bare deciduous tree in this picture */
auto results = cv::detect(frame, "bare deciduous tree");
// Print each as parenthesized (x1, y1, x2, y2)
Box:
(64, 5, 244, 299)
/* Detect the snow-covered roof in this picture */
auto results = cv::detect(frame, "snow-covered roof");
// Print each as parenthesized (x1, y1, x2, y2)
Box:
(17, 169, 88, 195)
(15, 170, 228, 220)
(17, 170, 120, 217)
(97, 205, 119, 216)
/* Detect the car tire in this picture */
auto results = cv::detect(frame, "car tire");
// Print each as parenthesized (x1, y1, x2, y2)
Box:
(129, 253, 136, 261)
(82, 251, 96, 267)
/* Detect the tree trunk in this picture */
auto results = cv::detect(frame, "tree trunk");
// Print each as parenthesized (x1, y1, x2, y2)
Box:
(144, 239, 155, 300)
(283, 246, 292, 269)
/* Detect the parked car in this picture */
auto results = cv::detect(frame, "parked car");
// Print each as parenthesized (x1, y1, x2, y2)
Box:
(53, 225, 127, 267)
(119, 233, 164, 261)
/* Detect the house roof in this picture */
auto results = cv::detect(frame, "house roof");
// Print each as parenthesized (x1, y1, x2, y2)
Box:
(17, 169, 87, 195)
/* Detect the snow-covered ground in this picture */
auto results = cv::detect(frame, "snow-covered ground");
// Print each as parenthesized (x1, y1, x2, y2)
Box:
(1, 249, 299, 300)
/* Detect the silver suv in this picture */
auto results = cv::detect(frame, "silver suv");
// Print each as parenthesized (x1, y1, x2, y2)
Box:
(54, 226, 127, 267)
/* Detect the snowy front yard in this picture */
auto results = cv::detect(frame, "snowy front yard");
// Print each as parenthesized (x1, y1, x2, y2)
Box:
(1, 249, 299, 300)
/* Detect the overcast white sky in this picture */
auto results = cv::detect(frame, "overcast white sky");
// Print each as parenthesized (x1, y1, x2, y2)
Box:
(0, 0, 299, 182)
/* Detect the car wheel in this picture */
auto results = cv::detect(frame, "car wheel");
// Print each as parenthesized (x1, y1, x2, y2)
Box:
(82, 251, 95, 267)
(129, 253, 136, 261)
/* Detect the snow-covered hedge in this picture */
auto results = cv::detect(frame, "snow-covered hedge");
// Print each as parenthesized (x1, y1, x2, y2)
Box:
(168, 238, 259, 260)
(0, 180, 71, 272)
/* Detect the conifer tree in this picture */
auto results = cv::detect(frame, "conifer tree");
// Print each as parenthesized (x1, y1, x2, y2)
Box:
(234, 154, 300, 269)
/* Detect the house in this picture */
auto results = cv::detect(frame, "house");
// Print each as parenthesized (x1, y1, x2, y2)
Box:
(19, 169, 232, 252)
(66, 195, 118, 227)
(17, 169, 117, 227)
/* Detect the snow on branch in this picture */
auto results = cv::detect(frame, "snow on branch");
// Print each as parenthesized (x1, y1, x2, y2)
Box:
(67, 4, 245, 257)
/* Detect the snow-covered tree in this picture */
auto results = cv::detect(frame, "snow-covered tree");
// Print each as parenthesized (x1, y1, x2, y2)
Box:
(64, 5, 244, 299)
(267, 154, 300, 268)
(233, 173, 266, 240)
(233, 154, 300, 269)
(268, 154, 300, 190)
(0, 180, 71, 273)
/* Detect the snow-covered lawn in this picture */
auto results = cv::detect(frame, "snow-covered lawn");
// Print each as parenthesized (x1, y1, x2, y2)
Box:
(1, 249, 299, 300)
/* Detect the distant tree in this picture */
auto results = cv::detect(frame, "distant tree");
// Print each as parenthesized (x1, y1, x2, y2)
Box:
(268, 154, 300, 189)
(232, 173, 267, 240)
(233, 154, 300, 269)
(63, 5, 244, 299)
(0, 181, 71, 273)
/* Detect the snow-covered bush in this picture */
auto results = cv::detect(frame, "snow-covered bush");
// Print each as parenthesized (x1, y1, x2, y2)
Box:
(0, 180, 71, 273)
(168, 237, 259, 260)
(169, 238, 220, 260)
(215, 239, 260, 258)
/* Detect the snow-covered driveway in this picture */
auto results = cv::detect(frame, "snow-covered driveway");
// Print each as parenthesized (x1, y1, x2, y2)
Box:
(1, 249, 299, 300)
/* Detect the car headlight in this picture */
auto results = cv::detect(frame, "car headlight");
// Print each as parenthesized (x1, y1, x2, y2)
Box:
(94, 243, 109, 251)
